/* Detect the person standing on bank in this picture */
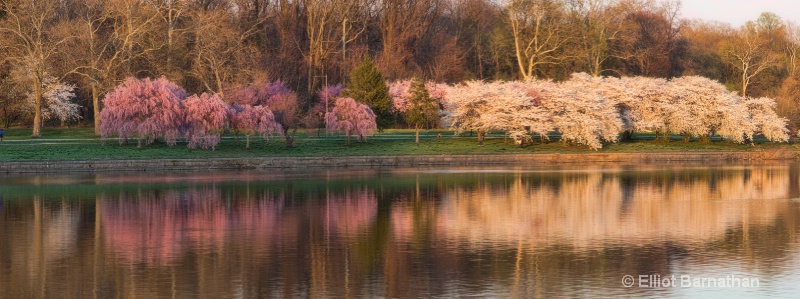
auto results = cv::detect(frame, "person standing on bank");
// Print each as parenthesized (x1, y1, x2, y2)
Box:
(0, 128, 4, 141)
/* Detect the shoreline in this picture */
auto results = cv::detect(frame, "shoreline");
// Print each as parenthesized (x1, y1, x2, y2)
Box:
(1, 150, 796, 173)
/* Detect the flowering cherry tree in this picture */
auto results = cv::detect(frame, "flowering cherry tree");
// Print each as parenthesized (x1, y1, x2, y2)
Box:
(668, 76, 752, 143)
(25, 75, 81, 126)
(567, 73, 676, 140)
(227, 81, 300, 147)
(99, 77, 187, 147)
(439, 73, 788, 149)
(744, 97, 790, 142)
(525, 79, 622, 150)
(426, 81, 449, 104)
(389, 77, 441, 143)
(567, 73, 787, 144)
(388, 79, 412, 113)
(326, 97, 377, 145)
(183, 93, 229, 150)
(229, 103, 282, 149)
(390, 80, 448, 115)
(442, 80, 552, 143)
(319, 84, 344, 102)
(304, 84, 343, 129)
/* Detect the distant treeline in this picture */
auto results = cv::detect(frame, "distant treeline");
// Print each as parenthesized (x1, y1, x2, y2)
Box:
(1, 0, 799, 134)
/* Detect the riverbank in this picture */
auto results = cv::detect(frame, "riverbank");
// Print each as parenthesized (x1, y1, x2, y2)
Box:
(2, 150, 796, 173)
(2, 128, 798, 173)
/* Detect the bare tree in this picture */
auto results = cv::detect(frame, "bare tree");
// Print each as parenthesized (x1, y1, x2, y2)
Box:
(0, 0, 75, 137)
(724, 22, 776, 97)
(609, 1, 683, 78)
(190, 8, 242, 96)
(66, 0, 162, 135)
(506, 0, 569, 80)
(567, 0, 627, 76)
(450, 0, 500, 79)
(784, 21, 800, 78)
(153, 0, 190, 78)
(377, 0, 442, 80)
(302, 0, 365, 92)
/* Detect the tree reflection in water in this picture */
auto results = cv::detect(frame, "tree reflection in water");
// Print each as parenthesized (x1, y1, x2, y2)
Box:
(1, 164, 799, 298)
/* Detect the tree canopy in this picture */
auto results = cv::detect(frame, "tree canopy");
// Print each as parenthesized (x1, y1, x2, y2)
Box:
(1, 0, 799, 136)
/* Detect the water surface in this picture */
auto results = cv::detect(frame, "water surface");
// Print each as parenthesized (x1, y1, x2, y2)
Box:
(2, 163, 800, 298)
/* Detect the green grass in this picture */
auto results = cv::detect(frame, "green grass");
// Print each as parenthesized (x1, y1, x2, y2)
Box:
(0, 127, 795, 161)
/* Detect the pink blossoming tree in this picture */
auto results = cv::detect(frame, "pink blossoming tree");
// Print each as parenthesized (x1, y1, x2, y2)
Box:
(304, 84, 343, 130)
(183, 93, 229, 150)
(227, 81, 300, 147)
(388, 79, 412, 113)
(229, 103, 282, 149)
(389, 77, 441, 143)
(326, 97, 377, 145)
(99, 77, 187, 147)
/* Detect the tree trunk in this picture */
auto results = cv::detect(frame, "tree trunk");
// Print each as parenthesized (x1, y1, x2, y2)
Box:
(415, 125, 420, 144)
(622, 130, 633, 141)
(742, 71, 748, 97)
(246, 135, 251, 149)
(32, 77, 43, 138)
(92, 84, 101, 136)
(285, 134, 294, 148)
(346, 132, 351, 146)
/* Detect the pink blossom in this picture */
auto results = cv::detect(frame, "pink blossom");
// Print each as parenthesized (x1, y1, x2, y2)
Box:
(229, 103, 282, 148)
(388, 80, 412, 113)
(99, 77, 187, 147)
(184, 93, 229, 150)
(326, 97, 377, 145)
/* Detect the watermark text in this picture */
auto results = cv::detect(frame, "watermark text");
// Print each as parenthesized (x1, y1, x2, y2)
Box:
(621, 274, 760, 288)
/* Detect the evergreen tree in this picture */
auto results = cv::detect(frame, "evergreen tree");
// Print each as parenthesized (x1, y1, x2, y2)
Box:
(344, 57, 394, 130)
(405, 76, 440, 143)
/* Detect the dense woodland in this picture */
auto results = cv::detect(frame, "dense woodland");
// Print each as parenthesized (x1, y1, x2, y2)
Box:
(1, 0, 799, 137)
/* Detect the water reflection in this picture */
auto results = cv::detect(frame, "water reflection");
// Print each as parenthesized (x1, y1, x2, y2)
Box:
(2, 164, 800, 298)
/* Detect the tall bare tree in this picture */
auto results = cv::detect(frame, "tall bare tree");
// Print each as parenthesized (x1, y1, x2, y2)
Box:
(66, 0, 162, 135)
(188, 1, 271, 96)
(783, 21, 800, 78)
(377, 0, 442, 80)
(302, 0, 365, 92)
(0, 0, 74, 137)
(723, 21, 777, 97)
(506, 0, 568, 80)
(568, 0, 627, 76)
(609, 0, 683, 78)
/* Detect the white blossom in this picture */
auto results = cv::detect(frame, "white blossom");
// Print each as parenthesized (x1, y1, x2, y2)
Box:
(439, 73, 788, 149)
(745, 97, 790, 142)
(26, 74, 81, 123)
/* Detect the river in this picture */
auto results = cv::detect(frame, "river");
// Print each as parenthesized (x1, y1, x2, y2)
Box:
(1, 163, 799, 298)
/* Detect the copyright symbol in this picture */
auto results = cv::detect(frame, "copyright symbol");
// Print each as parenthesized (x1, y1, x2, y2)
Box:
(622, 275, 635, 287)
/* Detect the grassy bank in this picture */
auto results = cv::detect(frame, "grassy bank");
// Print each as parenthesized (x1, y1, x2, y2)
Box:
(0, 127, 795, 162)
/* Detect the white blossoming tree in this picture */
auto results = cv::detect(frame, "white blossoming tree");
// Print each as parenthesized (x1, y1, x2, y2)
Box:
(442, 80, 552, 145)
(526, 79, 623, 150)
(744, 97, 790, 142)
(439, 72, 788, 149)
(568, 73, 670, 139)
(668, 76, 752, 143)
(26, 75, 81, 127)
